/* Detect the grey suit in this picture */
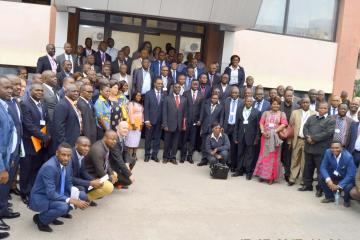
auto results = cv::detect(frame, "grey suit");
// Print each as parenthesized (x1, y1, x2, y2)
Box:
(132, 68, 155, 95)
(56, 53, 78, 72)
(42, 84, 59, 123)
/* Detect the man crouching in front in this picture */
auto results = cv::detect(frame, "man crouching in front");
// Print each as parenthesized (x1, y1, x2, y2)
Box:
(29, 142, 89, 232)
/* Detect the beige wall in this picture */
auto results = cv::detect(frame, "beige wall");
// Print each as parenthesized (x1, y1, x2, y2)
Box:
(0, 1, 55, 67)
(231, 30, 338, 93)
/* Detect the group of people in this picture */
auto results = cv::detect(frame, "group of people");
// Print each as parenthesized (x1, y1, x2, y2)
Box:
(0, 37, 360, 239)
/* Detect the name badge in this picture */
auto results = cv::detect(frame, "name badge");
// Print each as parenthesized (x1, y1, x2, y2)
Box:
(269, 123, 275, 128)
(335, 129, 340, 134)
(40, 120, 46, 126)
(163, 87, 167, 91)
(333, 170, 339, 176)
(243, 120, 248, 124)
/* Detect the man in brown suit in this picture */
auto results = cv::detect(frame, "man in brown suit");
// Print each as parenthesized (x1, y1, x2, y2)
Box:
(350, 167, 360, 200)
(288, 97, 316, 186)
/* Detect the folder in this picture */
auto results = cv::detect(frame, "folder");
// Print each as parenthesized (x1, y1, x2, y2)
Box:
(31, 126, 47, 152)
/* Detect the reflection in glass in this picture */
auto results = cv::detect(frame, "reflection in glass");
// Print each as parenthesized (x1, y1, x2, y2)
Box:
(254, 0, 286, 34)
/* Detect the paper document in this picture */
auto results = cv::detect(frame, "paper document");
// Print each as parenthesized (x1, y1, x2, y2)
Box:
(70, 186, 80, 209)
(87, 174, 109, 191)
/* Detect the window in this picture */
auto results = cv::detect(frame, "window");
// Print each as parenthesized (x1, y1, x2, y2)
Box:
(78, 25, 104, 46)
(111, 31, 139, 54)
(110, 15, 142, 26)
(146, 20, 177, 31)
(286, 0, 338, 41)
(254, 0, 287, 34)
(181, 24, 205, 34)
(80, 12, 105, 23)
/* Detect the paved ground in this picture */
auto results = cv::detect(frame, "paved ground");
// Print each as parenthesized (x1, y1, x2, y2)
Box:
(7, 151, 360, 240)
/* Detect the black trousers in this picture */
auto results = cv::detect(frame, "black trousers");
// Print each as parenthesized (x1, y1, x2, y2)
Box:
(225, 125, 237, 169)
(236, 140, 255, 175)
(180, 124, 199, 158)
(281, 141, 292, 180)
(20, 151, 45, 197)
(163, 129, 180, 160)
(144, 123, 162, 158)
(303, 152, 323, 190)
(116, 173, 132, 186)
(201, 134, 209, 163)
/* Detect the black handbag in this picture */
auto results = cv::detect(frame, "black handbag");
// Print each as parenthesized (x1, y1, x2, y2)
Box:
(210, 163, 229, 179)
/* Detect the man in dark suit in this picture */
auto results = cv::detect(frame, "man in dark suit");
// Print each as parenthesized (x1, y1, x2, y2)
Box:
(168, 62, 180, 84)
(94, 41, 111, 70)
(253, 88, 271, 114)
(84, 130, 118, 184)
(57, 76, 75, 100)
(52, 84, 82, 150)
(198, 93, 224, 166)
(151, 50, 167, 78)
(206, 63, 221, 87)
(86, 55, 101, 73)
(180, 80, 204, 163)
(346, 111, 360, 167)
(132, 58, 154, 96)
(319, 142, 356, 207)
(198, 73, 212, 99)
(332, 104, 353, 147)
(41, 70, 59, 123)
(71, 137, 111, 204)
(36, 44, 58, 74)
(56, 42, 78, 73)
(20, 83, 51, 204)
(81, 37, 96, 58)
(159, 66, 174, 95)
(187, 58, 203, 80)
(110, 121, 135, 188)
(144, 78, 164, 162)
(121, 46, 133, 74)
(29, 143, 89, 232)
(0, 76, 17, 239)
(205, 122, 230, 167)
(222, 86, 243, 171)
(214, 74, 231, 103)
(162, 83, 186, 164)
(111, 50, 132, 75)
(299, 102, 336, 197)
(56, 60, 73, 88)
(77, 84, 97, 144)
(328, 95, 341, 116)
(232, 97, 261, 179)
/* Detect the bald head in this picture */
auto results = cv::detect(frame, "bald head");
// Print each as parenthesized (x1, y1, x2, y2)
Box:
(103, 130, 118, 148)
(42, 70, 57, 87)
(117, 121, 129, 137)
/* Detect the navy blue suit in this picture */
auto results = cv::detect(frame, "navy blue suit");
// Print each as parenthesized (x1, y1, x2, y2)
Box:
(36, 55, 58, 74)
(29, 156, 86, 225)
(223, 66, 245, 88)
(52, 98, 81, 150)
(319, 149, 356, 202)
(253, 99, 271, 114)
(346, 121, 360, 167)
(151, 60, 167, 78)
(70, 148, 93, 191)
(144, 89, 165, 158)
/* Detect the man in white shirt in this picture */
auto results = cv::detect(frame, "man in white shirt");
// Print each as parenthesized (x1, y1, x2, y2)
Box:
(106, 38, 118, 62)
(346, 99, 359, 122)
(56, 42, 78, 73)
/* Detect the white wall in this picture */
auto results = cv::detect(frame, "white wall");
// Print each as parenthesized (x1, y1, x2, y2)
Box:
(55, 12, 69, 55)
(223, 30, 338, 93)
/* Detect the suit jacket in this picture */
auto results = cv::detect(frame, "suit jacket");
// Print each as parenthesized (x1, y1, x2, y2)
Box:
(58, 88, 65, 99)
(94, 51, 111, 69)
(199, 84, 212, 99)
(222, 98, 243, 133)
(234, 106, 261, 145)
(347, 121, 360, 154)
(214, 84, 231, 103)
(36, 55, 58, 74)
(253, 99, 271, 114)
(56, 53, 79, 72)
(144, 89, 165, 125)
(159, 76, 174, 95)
(130, 58, 143, 75)
(6, 99, 22, 150)
(331, 115, 353, 147)
(183, 90, 204, 125)
(21, 98, 50, 155)
(207, 73, 221, 87)
(42, 84, 59, 122)
(184, 67, 203, 80)
(199, 101, 224, 135)
(70, 148, 94, 188)
(132, 68, 155, 95)
(0, 101, 14, 172)
(77, 97, 97, 144)
(109, 137, 132, 178)
(320, 149, 356, 188)
(111, 58, 131, 75)
(223, 66, 245, 87)
(150, 60, 167, 78)
(303, 115, 336, 155)
(162, 94, 186, 132)
(56, 71, 72, 89)
(84, 140, 114, 179)
(205, 133, 230, 157)
(168, 69, 180, 83)
(81, 49, 96, 58)
(289, 109, 316, 148)
(52, 98, 81, 149)
(29, 156, 73, 212)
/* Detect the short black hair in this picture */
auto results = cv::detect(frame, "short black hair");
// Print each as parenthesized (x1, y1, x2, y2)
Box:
(211, 122, 221, 129)
(58, 142, 72, 150)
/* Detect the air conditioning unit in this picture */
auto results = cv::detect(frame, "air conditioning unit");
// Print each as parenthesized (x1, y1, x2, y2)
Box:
(184, 42, 200, 52)
(92, 32, 104, 41)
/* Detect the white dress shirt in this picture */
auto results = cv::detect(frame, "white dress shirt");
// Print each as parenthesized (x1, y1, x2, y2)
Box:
(229, 65, 239, 85)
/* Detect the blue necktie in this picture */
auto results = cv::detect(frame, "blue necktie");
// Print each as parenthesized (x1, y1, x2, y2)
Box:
(60, 167, 65, 196)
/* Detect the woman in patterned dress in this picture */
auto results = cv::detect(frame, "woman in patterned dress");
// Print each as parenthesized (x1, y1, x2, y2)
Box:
(109, 80, 128, 130)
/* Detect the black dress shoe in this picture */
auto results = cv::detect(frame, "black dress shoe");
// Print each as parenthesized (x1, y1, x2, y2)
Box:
(10, 188, 21, 196)
(52, 219, 64, 225)
(144, 156, 150, 162)
(321, 198, 335, 203)
(246, 174, 252, 180)
(343, 201, 351, 208)
(21, 196, 29, 205)
(171, 159, 178, 165)
(61, 213, 72, 219)
(0, 232, 9, 239)
(230, 168, 236, 173)
(3, 212, 20, 219)
(33, 214, 53, 232)
(315, 189, 323, 198)
(7, 203, 12, 208)
(298, 186, 313, 191)
(187, 156, 194, 164)
(231, 172, 242, 177)
(287, 181, 295, 186)
(180, 157, 185, 163)
(89, 201, 97, 207)
(162, 158, 168, 164)
(0, 219, 10, 231)
(7, 195, 11, 201)
(197, 161, 207, 166)
(151, 156, 159, 162)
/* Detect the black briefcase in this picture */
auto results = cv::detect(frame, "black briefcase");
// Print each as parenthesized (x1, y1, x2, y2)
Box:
(210, 163, 229, 179)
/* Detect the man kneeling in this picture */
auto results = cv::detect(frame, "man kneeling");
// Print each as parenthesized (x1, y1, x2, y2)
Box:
(204, 122, 230, 167)
(319, 141, 356, 207)
(29, 143, 89, 232)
